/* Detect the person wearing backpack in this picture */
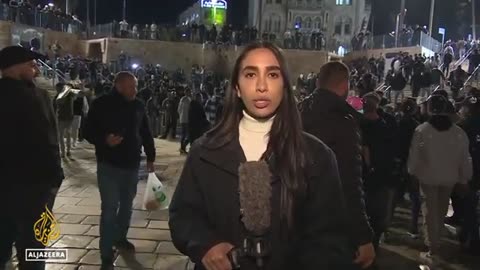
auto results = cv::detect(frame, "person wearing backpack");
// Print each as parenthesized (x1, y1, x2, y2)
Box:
(457, 93, 480, 255)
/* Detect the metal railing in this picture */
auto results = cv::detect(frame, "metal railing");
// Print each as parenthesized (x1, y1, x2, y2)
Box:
(88, 22, 331, 51)
(439, 47, 475, 71)
(36, 58, 69, 87)
(0, 3, 83, 33)
(366, 32, 442, 53)
(460, 64, 480, 95)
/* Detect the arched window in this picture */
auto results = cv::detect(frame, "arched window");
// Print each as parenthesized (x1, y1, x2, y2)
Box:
(344, 17, 352, 35)
(305, 17, 312, 29)
(334, 17, 342, 35)
(270, 14, 281, 32)
(264, 19, 270, 32)
(314, 17, 322, 29)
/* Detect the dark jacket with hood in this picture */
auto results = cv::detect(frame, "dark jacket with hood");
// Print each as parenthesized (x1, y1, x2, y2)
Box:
(0, 77, 64, 194)
(299, 88, 373, 247)
(84, 89, 155, 169)
(169, 133, 353, 270)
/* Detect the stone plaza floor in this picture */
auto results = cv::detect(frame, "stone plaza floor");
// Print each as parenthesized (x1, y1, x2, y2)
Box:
(5, 138, 480, 270)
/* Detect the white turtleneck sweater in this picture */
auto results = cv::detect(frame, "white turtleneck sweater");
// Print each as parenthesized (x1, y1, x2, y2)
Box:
(239, 111, 274, 161)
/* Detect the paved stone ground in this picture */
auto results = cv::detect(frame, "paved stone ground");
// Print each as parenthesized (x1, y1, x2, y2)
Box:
(5, 138, 480, 270)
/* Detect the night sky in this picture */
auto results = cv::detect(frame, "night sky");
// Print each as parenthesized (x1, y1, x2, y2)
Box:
(42, 0, 480, 39)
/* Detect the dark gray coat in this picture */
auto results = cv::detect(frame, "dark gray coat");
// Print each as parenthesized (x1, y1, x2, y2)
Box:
(169, 132, 354, 270)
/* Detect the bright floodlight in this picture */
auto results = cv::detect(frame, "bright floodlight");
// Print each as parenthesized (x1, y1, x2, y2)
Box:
(132, 63, 139, 69)
(48, 3, 54, 7)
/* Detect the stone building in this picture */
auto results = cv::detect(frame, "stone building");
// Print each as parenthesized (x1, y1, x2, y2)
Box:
(248, 0, 371, 51)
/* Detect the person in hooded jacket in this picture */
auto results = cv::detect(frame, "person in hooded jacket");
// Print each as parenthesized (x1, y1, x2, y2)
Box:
(408, 94, 472, 266)
(169, 42, 352, 270)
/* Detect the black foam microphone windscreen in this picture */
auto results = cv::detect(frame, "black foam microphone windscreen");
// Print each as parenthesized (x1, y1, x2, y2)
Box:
(238, 161, 273, 235)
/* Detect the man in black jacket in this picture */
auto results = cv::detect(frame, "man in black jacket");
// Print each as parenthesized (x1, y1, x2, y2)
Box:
(300, 62, 375, 269)
(85, 72, 156, 270)
(0, 46, 64, 270)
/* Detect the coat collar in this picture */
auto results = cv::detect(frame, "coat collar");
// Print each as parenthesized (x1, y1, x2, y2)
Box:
(198, 132, 277, 178)
(199, 134, 247, 176)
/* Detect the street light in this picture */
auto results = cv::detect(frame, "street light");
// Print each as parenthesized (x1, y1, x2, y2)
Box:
(472, 0, 477, 40)
(429, 0, 435, 36)
(94, 0, 97, 26)
(123, 0, 127, 21)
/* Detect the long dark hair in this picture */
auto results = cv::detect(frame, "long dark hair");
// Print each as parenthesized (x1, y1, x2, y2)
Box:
(206, 42, 307, 229)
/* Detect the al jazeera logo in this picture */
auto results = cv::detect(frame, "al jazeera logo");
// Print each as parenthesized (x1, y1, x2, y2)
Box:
(25, 205, 68, 262)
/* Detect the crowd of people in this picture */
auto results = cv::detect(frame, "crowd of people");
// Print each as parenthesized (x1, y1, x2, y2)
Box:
(0, 0, 83, 33)
(40, 50, 230, 159)
(99, 20, 329, 51)
(1, 39, 480, 270)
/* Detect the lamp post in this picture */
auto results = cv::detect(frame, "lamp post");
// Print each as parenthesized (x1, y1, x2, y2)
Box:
(395, 4, 407, 48)
(94, 0, 97, 26)
(258, 0, 263, 34)
(65, 0, 70, 14)
(429, 0, 435, 36)
(86, 0, 90, 36)
(473, 0, 477, 40)
(123, 0, 126, 21)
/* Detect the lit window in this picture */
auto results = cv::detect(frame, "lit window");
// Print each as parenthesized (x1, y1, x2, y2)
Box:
(336, 0, 352, 5)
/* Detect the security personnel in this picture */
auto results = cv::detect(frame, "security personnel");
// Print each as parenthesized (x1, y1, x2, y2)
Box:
(0, 46, 64, 270)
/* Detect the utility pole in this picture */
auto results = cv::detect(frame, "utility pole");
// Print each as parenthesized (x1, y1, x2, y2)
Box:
(94, 0, 97, 26)
(395, 0, 406, 47)
(399, 0, 406, 31)
(473, 0, 477, 40)
(258, 0, 263, 34)
(123, 0, 127, 21)
(65, 0, 70, 14)
(429, 0, 435, 36)
(86, 0, 90, 36)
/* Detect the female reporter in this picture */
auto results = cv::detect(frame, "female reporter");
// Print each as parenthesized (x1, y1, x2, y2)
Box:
(169, 42, 352, 270)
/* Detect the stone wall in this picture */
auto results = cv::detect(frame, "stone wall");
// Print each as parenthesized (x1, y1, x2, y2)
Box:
(102, 38, 329, 79)
(0, 21, 12, 50)
(0, 20, 331, 79)
(43, 29, 82, 57)
(0, 21, 82, 57)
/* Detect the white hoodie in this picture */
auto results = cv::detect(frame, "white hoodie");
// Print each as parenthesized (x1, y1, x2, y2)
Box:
(408, 122, 472, 186)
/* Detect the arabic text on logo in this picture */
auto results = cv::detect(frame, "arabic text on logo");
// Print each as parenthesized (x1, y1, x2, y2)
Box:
(33, 205, 60, 246)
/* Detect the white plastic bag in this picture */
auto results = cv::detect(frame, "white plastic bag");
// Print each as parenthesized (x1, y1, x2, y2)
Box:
(143, 173, 169, 211)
